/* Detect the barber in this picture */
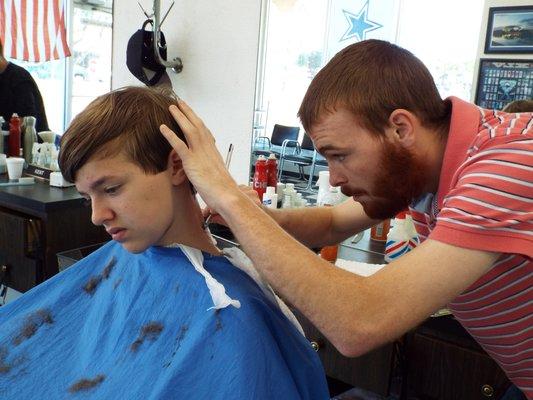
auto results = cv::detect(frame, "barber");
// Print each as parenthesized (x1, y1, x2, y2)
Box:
(160, 40, 532, 398)
(0, 39, 49, 132)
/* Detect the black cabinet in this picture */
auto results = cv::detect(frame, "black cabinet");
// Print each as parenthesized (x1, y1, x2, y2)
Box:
(0, 207, 41, 291)
(402, 316, 511, 400)
(0, 177, 108, 292)
(294, 309, 395, 397)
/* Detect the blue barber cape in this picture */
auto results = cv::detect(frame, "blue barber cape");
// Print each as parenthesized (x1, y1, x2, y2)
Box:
(0, 242, 329, 399)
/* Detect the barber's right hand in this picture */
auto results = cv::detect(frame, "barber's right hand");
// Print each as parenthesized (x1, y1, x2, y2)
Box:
(202, 185, 262, 226)
(160, 100, 240, 215)
(239, 184, 262, 207)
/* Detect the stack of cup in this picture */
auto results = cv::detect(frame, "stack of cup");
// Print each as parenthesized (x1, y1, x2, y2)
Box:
(6, 157, 25, 180)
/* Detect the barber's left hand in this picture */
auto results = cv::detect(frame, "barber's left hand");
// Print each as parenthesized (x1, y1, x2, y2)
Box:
(160, 100, 240, 214)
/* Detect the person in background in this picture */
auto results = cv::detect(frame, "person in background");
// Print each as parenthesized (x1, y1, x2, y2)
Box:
(160, 40, 532, 399)
(0, 39, 49, 132)
(0, 87, 328, 399)
(503, 99, 533, 113)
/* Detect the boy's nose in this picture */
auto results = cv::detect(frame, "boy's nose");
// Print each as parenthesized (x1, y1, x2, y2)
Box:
(91, 199, 113, 226)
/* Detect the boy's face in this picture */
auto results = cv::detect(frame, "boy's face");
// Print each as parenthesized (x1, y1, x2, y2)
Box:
(75, 152, 181, 253)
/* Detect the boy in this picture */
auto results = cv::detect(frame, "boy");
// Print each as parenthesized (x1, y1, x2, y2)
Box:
(0, 87, 328, 399)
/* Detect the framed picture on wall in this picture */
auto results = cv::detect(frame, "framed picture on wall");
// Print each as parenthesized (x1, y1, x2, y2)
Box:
(475, 59, 533, 110)
(484, 6, 533, 53)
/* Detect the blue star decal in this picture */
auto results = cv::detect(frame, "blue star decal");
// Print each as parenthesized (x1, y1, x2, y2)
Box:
(340, 2, 382, 42)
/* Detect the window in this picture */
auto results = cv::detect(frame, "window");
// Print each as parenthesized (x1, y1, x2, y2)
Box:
(396, 0, 484, 101)
(70, 2, 112, 121)
(257, 0, 328, 137)
(255, 0, 485, 139)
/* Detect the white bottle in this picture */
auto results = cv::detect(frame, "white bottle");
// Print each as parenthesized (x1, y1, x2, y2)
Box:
(282, 194, 292, 209)
(316, 171, 331, 206)
(262, 186, 278, 209)
(322, 187, 341, 207)
(276, 182, 285, 199)
(295, 192, 304, 208)
(0, 116, 5, 154)
(284, 184, 297, 206)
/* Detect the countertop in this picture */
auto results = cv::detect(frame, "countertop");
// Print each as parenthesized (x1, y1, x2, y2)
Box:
(0, 174, 84, 216)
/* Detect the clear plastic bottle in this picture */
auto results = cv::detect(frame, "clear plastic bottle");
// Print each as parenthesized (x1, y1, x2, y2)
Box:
(319, 187, 342, 263)
(23, 116, 37, 164)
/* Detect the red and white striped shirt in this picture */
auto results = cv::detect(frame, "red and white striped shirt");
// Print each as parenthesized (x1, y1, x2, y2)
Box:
(409, 97, 532, 398)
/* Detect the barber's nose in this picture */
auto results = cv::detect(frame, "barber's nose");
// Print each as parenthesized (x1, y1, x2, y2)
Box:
(329, 167, 347, 187)
(91, 198, 113, 226)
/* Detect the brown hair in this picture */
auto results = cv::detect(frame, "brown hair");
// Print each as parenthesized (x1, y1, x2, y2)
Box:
(298, 40, 451, 136)
(502, 99, 533, 113)
(59, 86, 185, 182)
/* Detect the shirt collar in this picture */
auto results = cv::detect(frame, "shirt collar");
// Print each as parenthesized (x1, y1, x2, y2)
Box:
(435, 96, 481, 209)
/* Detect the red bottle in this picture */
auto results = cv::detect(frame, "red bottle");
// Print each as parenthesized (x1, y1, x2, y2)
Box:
(253, 155, 268, 201)
(266, 153, 278, 188)
(8, 113, 21, 157)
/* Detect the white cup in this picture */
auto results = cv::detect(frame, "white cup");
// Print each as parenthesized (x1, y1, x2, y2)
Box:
(6, 157, 25, 180)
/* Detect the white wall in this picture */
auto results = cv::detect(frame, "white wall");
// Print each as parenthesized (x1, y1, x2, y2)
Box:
(471, 0, 533, 102)
(111, 1, 262, 184)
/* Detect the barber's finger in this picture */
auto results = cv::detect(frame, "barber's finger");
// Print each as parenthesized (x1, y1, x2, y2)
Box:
(160, 124, 189, 157)
(176, 99, 206, 129)
(168, 104, 195, 134)
(177, 100, 216, 143)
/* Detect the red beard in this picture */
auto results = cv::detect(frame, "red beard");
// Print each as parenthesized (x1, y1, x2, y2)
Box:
(352, 140, 430, 220)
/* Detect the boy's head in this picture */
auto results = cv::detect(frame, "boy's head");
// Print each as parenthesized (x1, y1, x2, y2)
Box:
(59, 86, 185, 183)
(59, 87, 195, 253)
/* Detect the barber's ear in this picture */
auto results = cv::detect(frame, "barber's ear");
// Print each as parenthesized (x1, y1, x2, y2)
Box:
(167, 149, 187, 186)
(388, 109, 417, 147)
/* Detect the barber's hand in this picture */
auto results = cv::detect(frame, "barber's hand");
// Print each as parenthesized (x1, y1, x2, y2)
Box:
(202, 185, 262, 226)
(239, 184, 262, 206)
(160, 100, 240, 213)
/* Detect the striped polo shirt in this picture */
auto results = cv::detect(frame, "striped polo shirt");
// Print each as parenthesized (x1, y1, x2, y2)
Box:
(409, 97, 532, 397)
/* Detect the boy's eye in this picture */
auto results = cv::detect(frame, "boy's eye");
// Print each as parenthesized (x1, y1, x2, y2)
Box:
(82, 197, 92, 207)
(104, 185, 120, 195)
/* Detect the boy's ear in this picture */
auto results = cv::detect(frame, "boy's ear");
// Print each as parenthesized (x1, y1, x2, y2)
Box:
(167, 149, 187, 186)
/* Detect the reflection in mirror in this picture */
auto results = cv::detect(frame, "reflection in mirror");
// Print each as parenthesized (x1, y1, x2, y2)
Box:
(2, 0, 113, 134)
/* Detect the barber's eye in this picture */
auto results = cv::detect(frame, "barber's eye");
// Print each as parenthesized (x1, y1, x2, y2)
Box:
(334, 155, 345, 162)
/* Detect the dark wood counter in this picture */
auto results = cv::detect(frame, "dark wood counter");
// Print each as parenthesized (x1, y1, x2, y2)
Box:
(0, 174, 108, 292)
(296, 230, 511, 399)
(0, 175, 87, 216)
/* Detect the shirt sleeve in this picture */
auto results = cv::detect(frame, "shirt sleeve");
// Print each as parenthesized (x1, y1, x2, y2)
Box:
(430, 134, 533, 258)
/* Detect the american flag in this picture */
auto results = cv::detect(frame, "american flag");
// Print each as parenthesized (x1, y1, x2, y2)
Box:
(0, 0, 70, 62)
